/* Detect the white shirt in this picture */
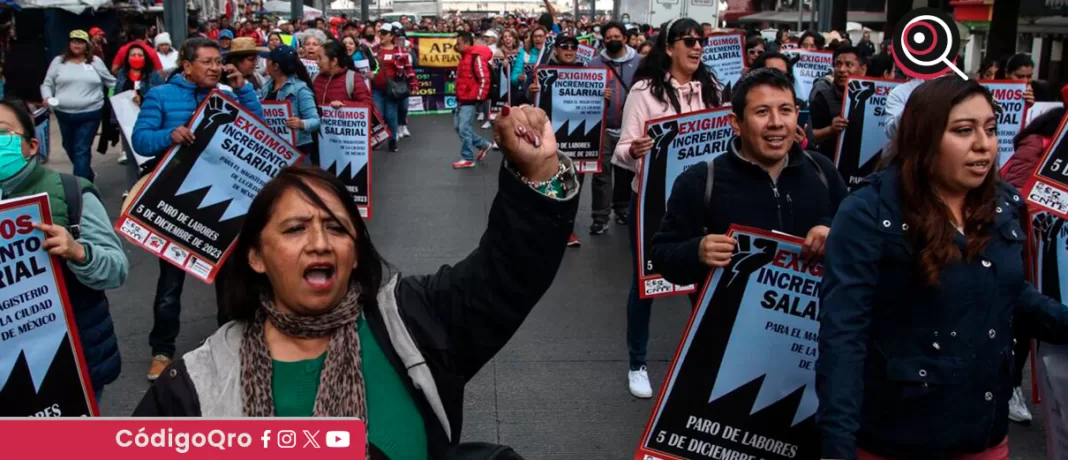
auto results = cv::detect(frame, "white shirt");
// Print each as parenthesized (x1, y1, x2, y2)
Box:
(883, 77, 927, 140)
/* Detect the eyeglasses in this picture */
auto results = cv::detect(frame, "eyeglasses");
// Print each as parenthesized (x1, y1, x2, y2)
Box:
(0, 129, 30, 147)
(379, 30, 391, 35)
(557, 43, 577, 50)
(674, 36, 703, 49)
(195, 58, 224, 67)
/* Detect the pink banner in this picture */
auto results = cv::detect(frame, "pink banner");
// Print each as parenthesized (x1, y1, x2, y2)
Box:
(0, 418, 366, 458)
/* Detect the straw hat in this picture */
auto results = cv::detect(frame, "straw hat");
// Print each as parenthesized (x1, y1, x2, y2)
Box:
(226, 37, 268, 56)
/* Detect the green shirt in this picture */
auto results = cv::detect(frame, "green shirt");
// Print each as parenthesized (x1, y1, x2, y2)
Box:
(272, 316, 428, 459)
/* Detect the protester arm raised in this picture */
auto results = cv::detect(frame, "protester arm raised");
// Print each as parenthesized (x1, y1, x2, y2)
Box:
(395, 157, 579, 381)
(816, 191, 883, 460)
(66, 192, 129, 290)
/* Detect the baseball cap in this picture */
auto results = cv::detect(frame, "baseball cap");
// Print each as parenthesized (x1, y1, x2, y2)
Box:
(69, 29, 90, 42)
(379, 23, 395, 33)
(219, 29, 234, 40)
(554, 34, 578, 47)
(89, 27, 105, 37)
(483, 29, 498, 38)
(262, 44, 298, 63)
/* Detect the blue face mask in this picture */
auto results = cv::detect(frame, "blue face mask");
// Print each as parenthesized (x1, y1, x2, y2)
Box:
(0, 134, 29, 181)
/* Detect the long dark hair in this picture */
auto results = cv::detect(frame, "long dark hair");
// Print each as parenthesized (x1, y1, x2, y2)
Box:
(891, 77, 998, 286)
(996, 53, 1034, 79)
(221, 165, 389, 321)
(633, 18, 720, 111)
(124, 43, 157, 75)
(321, 40, 353, 73)
(1014, 107, 1065, 147)
(0, 99, 36, 139)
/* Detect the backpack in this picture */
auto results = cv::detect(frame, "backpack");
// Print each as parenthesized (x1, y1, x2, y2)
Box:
(702, 151, 830, 212)
(59, 173, 89, 239)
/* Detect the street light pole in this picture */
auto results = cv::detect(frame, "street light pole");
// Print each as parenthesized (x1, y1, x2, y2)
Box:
(291, 0, 304, 24)
(163, 0, 187, 46)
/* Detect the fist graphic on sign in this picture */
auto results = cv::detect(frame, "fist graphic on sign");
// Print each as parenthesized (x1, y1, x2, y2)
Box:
(204, 96, 239, 133)
(848, 80, 877, 113)
(537, 69, 558, 89)
(647, 120, 680, 161)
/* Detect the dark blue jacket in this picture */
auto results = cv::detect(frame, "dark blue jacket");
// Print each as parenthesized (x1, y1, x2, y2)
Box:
(817, 166, 1068, 459)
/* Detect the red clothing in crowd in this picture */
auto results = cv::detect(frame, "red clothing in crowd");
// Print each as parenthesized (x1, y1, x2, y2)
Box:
(111, 40, 163, 73)
(312, 68, 373, 105)
(371, 46, 418, 94)
(455, 44, 493, 104)
(237, 28, 264, 46)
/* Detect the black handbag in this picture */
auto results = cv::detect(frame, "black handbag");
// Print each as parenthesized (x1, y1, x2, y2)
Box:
(386, 76, 410, 100)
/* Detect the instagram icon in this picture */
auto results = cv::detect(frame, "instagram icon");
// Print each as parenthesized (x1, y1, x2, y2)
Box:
(277, 430, 297, 448)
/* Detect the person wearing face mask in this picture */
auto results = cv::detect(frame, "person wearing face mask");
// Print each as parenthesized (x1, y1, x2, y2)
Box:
(113, 44, 164, 197)
(0, 100, 128, 403)
(588, 21, 639, 234)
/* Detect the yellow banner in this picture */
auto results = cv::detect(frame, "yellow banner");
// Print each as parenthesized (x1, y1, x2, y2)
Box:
(417, 37, 460, 68)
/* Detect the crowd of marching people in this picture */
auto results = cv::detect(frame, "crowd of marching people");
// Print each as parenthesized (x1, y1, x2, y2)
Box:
(5, 2, 1068, 457)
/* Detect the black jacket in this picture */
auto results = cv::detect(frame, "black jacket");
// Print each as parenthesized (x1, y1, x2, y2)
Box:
(818, 167, 1068, 459)
(651, 137, 848, 287)
(132, 161, 580, 459)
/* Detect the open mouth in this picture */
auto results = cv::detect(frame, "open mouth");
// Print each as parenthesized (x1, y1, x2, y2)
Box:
(966, 160, 991, 173)
(303, 263, 336, 290)
(764, 135, 787, 149)
(687, 54, 701, 65)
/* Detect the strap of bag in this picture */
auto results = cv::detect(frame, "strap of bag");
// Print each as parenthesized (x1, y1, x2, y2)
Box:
(802, 150, 829, 190)
(59, 173, 84, 239)
(664, 87, 682, 114)
(345, 69, 355, 100)
(606, 62, 630, 93)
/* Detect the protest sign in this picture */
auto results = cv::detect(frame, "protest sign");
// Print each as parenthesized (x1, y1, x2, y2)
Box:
(410, 33, 459, 114)
(302, 59, 320, 80)
(0, 194, 96, 417)
(319, 104, 373, 219)
(370, 109, 391, 149)
(1024, 112, 1068, 219)
(116, 90, 302, 283)
(261, 100, 298, 146)
(702, 33, 745, 98)
(637, 225, 820, 460)
(534, 66, 607, 173)
(1027, 102, 1063, 127)
(791, 50, 833, 102)
(1029, 209, 1068, 436)
(834, 77, 901, 189)
(109, 91, 154, 167)
(32, 108, 50, 164)
(979, 80, 1028, 167)
(637, 108, 733, 299)
(576, 44, 596, 64)
(490, 56, 514, 111)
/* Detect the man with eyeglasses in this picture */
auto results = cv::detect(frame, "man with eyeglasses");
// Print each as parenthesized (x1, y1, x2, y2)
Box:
(132, 37, 264, 382)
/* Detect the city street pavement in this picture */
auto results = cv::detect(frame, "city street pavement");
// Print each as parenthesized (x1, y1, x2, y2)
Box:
(41, 113, 1048, 459)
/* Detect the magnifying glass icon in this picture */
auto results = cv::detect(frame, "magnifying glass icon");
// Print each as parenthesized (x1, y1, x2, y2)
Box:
(899, 14, 968, 80)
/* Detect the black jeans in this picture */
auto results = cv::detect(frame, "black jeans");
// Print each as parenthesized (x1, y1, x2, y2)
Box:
(612, 165, 634, 218)
(149, 258, 186, 358)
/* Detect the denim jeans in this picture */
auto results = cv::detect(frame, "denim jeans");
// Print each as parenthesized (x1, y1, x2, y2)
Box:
(588, 131, 619, 225)
(453, 104, 490, 161)
(626, 193, 655, 370)
(149, 258, 186, 358)
(399, 96, 409, 125)
(372, 90, 399, 145)
(54, 109, 102, 181)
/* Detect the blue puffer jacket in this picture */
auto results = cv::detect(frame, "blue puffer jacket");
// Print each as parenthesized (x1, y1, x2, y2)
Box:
(133, 73, 264, 157)
(817, 166, 1068, 459)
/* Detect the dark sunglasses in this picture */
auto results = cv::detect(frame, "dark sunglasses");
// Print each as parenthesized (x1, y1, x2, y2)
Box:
(379, 30, 391, 35)
(556, 43, 577, 50)
(674, 36, 703, 48)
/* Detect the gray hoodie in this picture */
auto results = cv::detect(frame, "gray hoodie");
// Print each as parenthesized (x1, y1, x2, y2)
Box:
(40, 55, 116, 113)
(589, 46, 639, 131)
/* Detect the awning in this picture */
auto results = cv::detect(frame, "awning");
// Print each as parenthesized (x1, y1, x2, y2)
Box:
(1048, 0, 1068, 6)
(737, 10, 885, 24)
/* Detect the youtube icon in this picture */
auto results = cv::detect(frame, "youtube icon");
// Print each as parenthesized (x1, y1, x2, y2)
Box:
(326, 431, 350, 448)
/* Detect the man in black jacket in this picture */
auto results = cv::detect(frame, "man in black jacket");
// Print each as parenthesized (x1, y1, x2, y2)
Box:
(651, 69, 849, 288)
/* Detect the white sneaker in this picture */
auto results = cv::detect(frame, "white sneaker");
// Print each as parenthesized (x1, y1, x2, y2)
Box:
(628, 366, 653, 398)
(491, 142, 499, 151)
(481, 120, 492, 129)
(477, 113, 485, 121)
(401, 125, 411, 137)
(398, 125, 410, 138)
(1009, 386, 1033, 423)
(117, 155, 128, 165)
